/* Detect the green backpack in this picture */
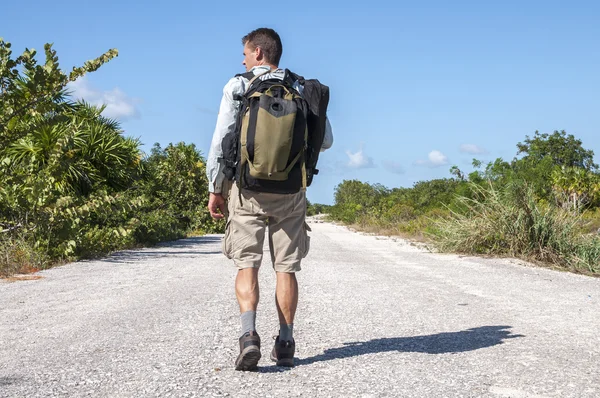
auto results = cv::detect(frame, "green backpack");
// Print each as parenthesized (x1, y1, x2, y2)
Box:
(222, 69, 329, 194)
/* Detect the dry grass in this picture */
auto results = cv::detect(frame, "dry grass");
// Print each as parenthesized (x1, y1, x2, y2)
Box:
(431, 182, 600, 275)
(346, 223, 431, 243)
(0, 234, 48, 278)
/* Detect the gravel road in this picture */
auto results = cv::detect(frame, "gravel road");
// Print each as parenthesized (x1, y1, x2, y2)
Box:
(1, 220, 599, 397)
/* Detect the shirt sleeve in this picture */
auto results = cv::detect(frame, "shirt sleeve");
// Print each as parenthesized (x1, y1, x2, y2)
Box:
(206, 78, 243, 193)
(320, 117, 334, 152)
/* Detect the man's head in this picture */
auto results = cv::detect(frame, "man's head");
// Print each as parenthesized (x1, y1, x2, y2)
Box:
(242, 28, 282, 72)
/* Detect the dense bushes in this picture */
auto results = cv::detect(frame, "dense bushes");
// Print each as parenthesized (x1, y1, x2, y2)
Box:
(0, 39, 221, 276)
(328, 178, 460, 237)
(306, 200, 332, 217)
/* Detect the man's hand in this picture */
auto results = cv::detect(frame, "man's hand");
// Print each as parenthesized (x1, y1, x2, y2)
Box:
(208, 193, 226, 219)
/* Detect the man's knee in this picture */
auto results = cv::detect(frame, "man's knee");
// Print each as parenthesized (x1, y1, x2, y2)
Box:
(276, 271, 298, 288)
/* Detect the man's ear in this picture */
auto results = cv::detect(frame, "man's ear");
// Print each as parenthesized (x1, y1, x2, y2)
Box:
(255, 46, 263, 61)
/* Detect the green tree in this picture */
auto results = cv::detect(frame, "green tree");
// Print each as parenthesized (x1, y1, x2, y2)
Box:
(551, 166, 600, 211)
(139, 142, 219, 239)
(334, 180, 388, 208)
(471, 131, 599, 202)
(0, 38, 118, 149)
(1, 39, 122, 240)
(4, 103, 141, 196)
(516, 130, 598, 171)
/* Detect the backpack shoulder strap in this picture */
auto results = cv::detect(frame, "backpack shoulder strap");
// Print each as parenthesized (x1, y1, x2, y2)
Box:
(234, 71, 256, 80)
(232, 72, 256, 101)
(240, 69, 274, 95)
(233, 70, 273, 101)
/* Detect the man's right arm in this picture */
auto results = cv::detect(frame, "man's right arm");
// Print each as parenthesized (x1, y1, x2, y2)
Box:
(206, 78, 243, 194)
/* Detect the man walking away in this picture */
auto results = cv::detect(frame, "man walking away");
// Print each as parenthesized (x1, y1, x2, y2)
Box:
(206, 27, 333, 370)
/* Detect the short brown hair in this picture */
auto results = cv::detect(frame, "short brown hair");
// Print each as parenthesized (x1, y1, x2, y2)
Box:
(242, 28, 283, 66)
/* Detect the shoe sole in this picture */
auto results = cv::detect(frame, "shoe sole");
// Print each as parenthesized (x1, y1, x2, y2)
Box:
(270, 350, 294, 367)
(235, 346, 261, 371)
(276, 358, 294, 367)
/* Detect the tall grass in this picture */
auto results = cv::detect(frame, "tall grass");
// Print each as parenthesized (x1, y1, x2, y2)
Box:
(432, 182, 600, 274)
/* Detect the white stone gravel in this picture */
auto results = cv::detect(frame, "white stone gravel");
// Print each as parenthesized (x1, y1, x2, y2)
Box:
(1, 220, 599, 397)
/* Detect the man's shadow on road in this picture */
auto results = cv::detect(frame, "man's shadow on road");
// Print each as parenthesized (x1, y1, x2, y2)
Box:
(97, 236, 224, 264)
(259, 325, 523, 373)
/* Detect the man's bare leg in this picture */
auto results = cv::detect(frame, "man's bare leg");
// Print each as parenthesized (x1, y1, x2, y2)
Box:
(272, 271, 298, 366)
(236, 268, 259, 313)
(275, 272, 298, 340)
(236, 268, 259, 337)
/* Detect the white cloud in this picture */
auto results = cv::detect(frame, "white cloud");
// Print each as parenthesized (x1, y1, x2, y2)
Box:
(415, 150, 449, 167)
(345, 147, 375, 169)
(459, 144, 488, 155)
(383, 160, 405, 174)
(67, 77, 140, 120)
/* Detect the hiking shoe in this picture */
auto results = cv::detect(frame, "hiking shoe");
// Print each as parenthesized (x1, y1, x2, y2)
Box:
(270, 336, 295, 367)
(235, 331, 261, 371)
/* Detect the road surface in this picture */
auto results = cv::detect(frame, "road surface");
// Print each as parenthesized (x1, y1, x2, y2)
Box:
(1, 220, 599, 397)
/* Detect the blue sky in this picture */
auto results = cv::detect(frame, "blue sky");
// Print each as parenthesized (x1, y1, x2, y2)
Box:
(3, 0, 599, 204)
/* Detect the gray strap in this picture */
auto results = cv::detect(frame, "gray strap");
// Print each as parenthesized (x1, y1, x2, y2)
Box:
(245, 69, 273, 93)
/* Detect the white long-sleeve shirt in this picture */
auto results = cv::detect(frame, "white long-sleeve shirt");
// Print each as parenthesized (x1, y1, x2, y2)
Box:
(206, 65, 333, 193)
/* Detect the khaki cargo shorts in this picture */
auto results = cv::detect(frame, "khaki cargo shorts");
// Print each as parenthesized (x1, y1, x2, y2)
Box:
(221, 182, 311, 273)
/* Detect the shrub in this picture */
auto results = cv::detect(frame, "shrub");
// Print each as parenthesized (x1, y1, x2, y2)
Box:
(0, 233, 49, 276)
(307, 201, 331, 216)
(432, 181, 599, 273)
(579, 208, 600, 235)
(328, 203, 364, 224)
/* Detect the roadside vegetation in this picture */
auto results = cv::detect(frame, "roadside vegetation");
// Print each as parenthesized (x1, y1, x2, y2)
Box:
(326, 131, 600, 275)
(3, 38, 597, 278)
(0, 39, 223, 277)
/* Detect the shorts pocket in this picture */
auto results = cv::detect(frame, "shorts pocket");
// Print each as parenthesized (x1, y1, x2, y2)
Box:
(222, 219, 233, 259)
(301, 222, 311, 258)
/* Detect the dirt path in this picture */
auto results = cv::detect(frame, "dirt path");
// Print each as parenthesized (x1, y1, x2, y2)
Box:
(1, 221, 599, 397)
